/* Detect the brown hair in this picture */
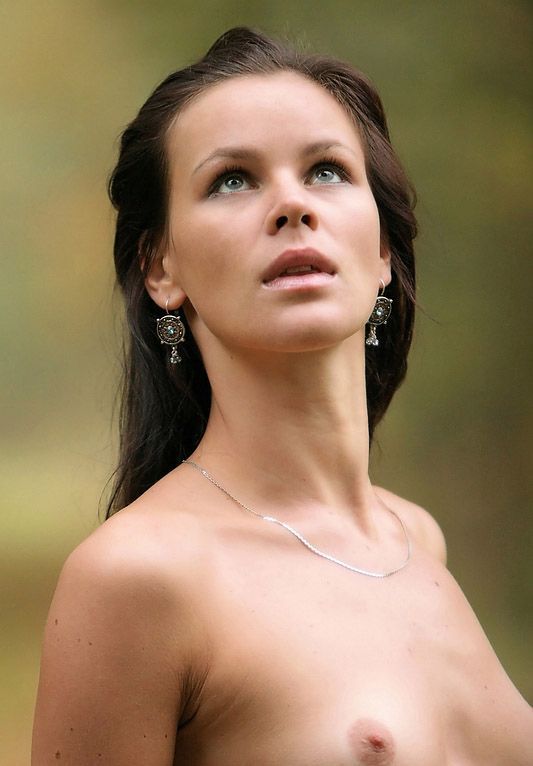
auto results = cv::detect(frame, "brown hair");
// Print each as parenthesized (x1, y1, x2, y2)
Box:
(104, 26, 417, 519)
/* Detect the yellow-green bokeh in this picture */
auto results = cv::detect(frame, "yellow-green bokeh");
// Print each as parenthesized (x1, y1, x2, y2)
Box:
(2, 2, 531, 762)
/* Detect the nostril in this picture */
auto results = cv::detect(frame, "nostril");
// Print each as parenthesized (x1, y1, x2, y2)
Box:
(275, 213, 312, 229)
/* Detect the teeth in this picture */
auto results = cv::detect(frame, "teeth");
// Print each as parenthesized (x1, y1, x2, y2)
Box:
(281, 265, 317, 276)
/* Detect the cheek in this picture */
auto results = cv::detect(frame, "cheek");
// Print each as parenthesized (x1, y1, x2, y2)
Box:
(332, 202, 381, 280)
(168, 209, 249, 329)
(169, 210, 228, 283)
(348, 195, 381, 248)
(170, 198, 259, 283)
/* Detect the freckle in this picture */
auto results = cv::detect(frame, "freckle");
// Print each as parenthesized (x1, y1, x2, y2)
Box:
(484, 684, 488, 690)
(55, 619, 58, 625)
(434, 580, 440, 587)
(55, 751, 61, 759)
(143, 734, 147, 738)
(89, 641, 93, 646)
(77, 638, 81, 642)
(164, 733, 168, 738)
(70, 727, 74, 732)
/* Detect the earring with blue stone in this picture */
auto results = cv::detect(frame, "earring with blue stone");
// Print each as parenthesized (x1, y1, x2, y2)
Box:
(365, 279, 392, 347)
(156, 297, 186, 364)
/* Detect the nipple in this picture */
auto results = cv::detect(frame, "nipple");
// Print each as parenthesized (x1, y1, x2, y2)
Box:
(348, 718, 395, 765)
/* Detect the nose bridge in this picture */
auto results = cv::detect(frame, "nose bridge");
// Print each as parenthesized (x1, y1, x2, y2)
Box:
(266, 169, 318, 233)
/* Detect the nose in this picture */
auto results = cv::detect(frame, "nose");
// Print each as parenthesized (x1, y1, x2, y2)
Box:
(266, 187, 319, 235)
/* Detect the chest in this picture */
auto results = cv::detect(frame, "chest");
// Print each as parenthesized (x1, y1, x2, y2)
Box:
(176, 540, 533, 765)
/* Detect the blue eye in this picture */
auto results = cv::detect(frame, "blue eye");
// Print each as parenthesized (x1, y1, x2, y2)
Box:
(310, 164, 346, 185)
(211, 170, 251, 195)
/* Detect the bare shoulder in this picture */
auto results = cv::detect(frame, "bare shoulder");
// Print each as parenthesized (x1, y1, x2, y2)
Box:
(373, 485, 447, 566)
(56, 491, 207, 618)
(87, 489, 207, 569)
(32, 495, 211, 765)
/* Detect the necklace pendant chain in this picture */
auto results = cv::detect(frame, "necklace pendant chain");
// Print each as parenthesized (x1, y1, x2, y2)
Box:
(182, 460, 411, 579)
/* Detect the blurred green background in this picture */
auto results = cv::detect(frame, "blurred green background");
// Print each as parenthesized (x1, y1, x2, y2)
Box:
(2, 1, 531, 762)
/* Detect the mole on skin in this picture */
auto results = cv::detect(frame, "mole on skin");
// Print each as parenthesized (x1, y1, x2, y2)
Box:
(348, 718, 395, 765)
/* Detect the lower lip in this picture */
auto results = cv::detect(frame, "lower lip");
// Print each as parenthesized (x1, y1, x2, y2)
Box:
(263, 272, 336, 290)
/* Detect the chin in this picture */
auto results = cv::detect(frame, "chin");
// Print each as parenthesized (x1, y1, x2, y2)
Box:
(241, 317, 364, 355)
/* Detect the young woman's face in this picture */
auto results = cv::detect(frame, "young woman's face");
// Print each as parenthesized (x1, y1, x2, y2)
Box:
(150, 71, 390, 354)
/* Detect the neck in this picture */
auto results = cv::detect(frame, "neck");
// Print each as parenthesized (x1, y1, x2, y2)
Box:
(190, 333, 379, 533)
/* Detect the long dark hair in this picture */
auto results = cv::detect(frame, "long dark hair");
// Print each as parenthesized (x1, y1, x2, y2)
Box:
(103, 26, 417, 519)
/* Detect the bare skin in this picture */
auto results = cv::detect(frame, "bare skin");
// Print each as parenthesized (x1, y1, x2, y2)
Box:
(32, 71, 533, 764)
(100, 469, 533, 766)
(33, 471, 533, 765)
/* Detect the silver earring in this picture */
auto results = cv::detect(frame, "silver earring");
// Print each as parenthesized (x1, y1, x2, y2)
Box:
(365, 280, 392, 347)
(156, 297, 186, 364)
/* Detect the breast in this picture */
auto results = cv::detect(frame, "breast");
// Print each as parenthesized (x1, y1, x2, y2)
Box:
(178, 533, 533, 766)
(347, 718, 395, 765)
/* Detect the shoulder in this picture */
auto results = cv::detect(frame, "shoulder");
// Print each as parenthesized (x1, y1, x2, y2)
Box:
(54, 500, 214, 694)
(32, 504, 211, 763)
(373, 485, 447, 566)
(53, 481, 218, 661)
(54, 507, 209, 657)
(66, 497, 211, 607)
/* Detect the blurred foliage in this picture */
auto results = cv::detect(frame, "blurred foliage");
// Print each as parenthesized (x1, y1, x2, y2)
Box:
(1, 1, 531, 762)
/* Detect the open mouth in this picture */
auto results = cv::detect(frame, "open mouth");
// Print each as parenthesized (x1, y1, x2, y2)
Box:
(263, 267, 335, 290)
(261, 248, 336, 288)
(277, 264, 323, 276)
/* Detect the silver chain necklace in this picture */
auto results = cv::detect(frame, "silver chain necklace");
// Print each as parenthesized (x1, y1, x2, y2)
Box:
(182, 460, 411, 578)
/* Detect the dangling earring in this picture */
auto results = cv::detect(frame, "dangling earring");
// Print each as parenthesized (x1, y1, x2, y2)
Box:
(365, 279, 392, 347)
(156, 297, 186, 364)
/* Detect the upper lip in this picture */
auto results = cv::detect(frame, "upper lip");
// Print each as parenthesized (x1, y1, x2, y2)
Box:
(262, 248, 336, 283)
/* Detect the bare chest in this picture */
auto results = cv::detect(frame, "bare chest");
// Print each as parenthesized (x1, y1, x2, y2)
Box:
(175, 533, 532, 766)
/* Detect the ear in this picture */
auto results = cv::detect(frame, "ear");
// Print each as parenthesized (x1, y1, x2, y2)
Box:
(142, 236, 187, 312)
(379, 239, 392, 288)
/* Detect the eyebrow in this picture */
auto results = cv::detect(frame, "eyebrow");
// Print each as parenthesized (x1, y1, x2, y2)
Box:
(192, 140, 358, 176)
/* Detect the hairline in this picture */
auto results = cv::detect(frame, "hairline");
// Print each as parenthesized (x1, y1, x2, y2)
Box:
(157, 68, 372, 249)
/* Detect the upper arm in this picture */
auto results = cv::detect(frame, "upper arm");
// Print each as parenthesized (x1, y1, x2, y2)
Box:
(31, 525, 203, 765)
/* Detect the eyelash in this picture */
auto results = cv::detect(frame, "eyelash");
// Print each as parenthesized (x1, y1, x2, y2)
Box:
(313, 156, 351, 180)
(207, 156, 351, 196)
(207, 165, 246, 195)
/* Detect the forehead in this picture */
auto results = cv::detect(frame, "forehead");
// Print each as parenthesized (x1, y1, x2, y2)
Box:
(166, 71, 365, 166)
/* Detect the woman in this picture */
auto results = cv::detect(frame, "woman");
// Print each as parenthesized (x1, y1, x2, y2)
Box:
(32, 27, 532, 765)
